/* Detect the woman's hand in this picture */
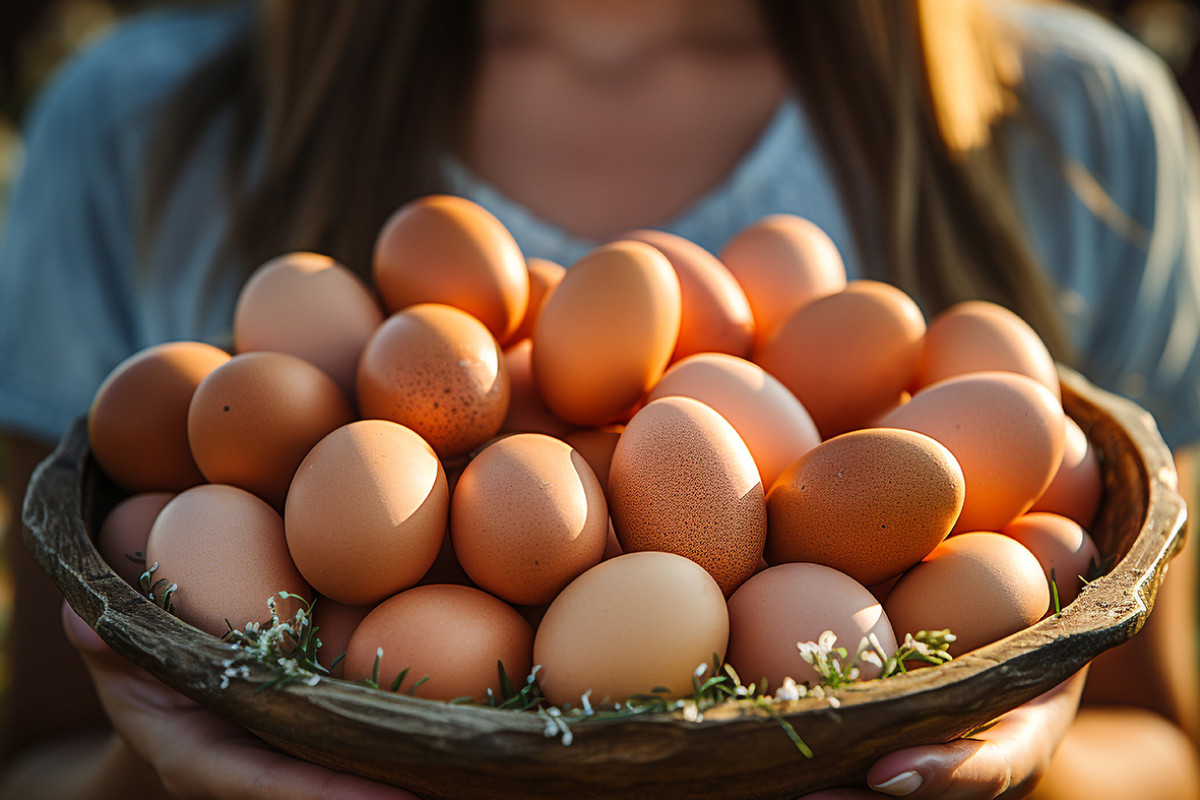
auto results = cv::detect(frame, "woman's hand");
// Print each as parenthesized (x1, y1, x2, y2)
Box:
(61, 600, 422, 800)
(796, 669, 1088, 800)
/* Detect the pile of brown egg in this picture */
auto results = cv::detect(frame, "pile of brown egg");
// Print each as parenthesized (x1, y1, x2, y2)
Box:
(88, 194, 1103, 708)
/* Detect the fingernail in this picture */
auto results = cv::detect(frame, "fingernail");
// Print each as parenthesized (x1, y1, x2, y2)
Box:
(61, 600, 105, 651)
(871, 770, 923, 797)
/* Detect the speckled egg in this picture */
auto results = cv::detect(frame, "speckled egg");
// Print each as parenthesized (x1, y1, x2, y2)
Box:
(608, 396, 766, 596)
(357, 304, 510, 459)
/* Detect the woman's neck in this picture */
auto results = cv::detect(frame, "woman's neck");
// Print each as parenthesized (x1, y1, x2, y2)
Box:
(463, 0, 788, 242)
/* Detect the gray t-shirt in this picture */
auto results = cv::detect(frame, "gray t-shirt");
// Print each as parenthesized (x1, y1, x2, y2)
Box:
(2, 2, 1199, 449)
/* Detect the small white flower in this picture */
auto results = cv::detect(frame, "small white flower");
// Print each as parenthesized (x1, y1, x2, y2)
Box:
(774, 677, 802, 702)
(860, 650, 883, 668)
(796, 641, 823, 664)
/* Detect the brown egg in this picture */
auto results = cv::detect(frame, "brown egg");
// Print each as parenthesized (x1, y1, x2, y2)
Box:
(754, 280, 927, 438)
(533, 552, 729, 707)
(1031, 416, 1103, 529)
(608, 396, 766, 596)
(511, 258, 566, 343)
(144, 484, 311, 637)
(719, 214, 847, 347)
(187, 352, 354, 509)
(232, 252, 384, 404)
(312, 597, 372, 677)
(451, 434, 608, 605)
(96, 492, 175, 586)
(726, 563, 897, 689)
(88, 341, 230, 492)
(562, 424, 624, 491)
(622, 229, 754, 361)
(373, 195, 529, 344)
(357, 304, 510, 459)
(500, 339, 572, 437)
(766, 428, 965, 586)
(285, 419, 448, 606)
(648, 353, 821, 490)
(344, 584, 534, 702)
(877, 372, 1066, 533)
(883, 532, 1050, 657)
(532, 241, 681, 426)
(913, 300, 1060, 400)
(1002, 512, 1100, 607)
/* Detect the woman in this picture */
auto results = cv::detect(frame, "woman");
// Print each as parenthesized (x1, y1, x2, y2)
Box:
(0, 1, 1197, 797)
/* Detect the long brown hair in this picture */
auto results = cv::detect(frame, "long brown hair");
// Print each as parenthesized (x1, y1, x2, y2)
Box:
(143, 0, 1071, 357)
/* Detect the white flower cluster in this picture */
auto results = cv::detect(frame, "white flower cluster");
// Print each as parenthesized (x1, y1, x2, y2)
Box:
(218, 592, 324, 690)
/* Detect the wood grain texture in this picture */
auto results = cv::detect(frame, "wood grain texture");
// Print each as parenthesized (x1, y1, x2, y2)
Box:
(21, 365, 1186, 799)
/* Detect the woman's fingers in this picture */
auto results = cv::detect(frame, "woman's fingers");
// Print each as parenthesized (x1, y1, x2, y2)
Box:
(863, 670, 1089, 800)
(61, 600, 421, 800)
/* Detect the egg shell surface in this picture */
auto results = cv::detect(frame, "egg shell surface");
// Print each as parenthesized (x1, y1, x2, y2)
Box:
(913, 300, 1060, 400)
(877, 371, 1066, 533)
(562, 424, 624, 491)
(144, 484, 310, 637)
(372, 195, 529, 344)
(96, 491, 175, 587)
(451, 433, 608, 605)
(726, 562, 897, 688)
(1002, 512, 1100, 607)
(622, 228, 754, 361)
(511, 258, 566, 343)
(187, 351, 354, 509)
(608, 396, 766, 596)
(232, 252, 384, 403)
(718, 214, 847, 347)
(1030, 416, 1103, 529)
(883, 532, 1050, 657)
(533, 551, 729, 707)
(88, 341, 230, 492)
(344, 584, 534, 702)
(648, 352, 820, 490)
(765, 428, 965, 586)
(357, 303, 510, 459)
(500, 339, 572, 437)
(285, 419, 448, 606)
(754, 280, 927, 438)
(532, 240, 681, 426)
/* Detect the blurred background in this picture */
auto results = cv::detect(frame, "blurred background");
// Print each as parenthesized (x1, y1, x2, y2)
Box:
(0, 0, 1197, 693)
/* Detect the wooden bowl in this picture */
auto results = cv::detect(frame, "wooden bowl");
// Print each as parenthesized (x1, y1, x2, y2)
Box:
(22, 366, 1187, 799)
